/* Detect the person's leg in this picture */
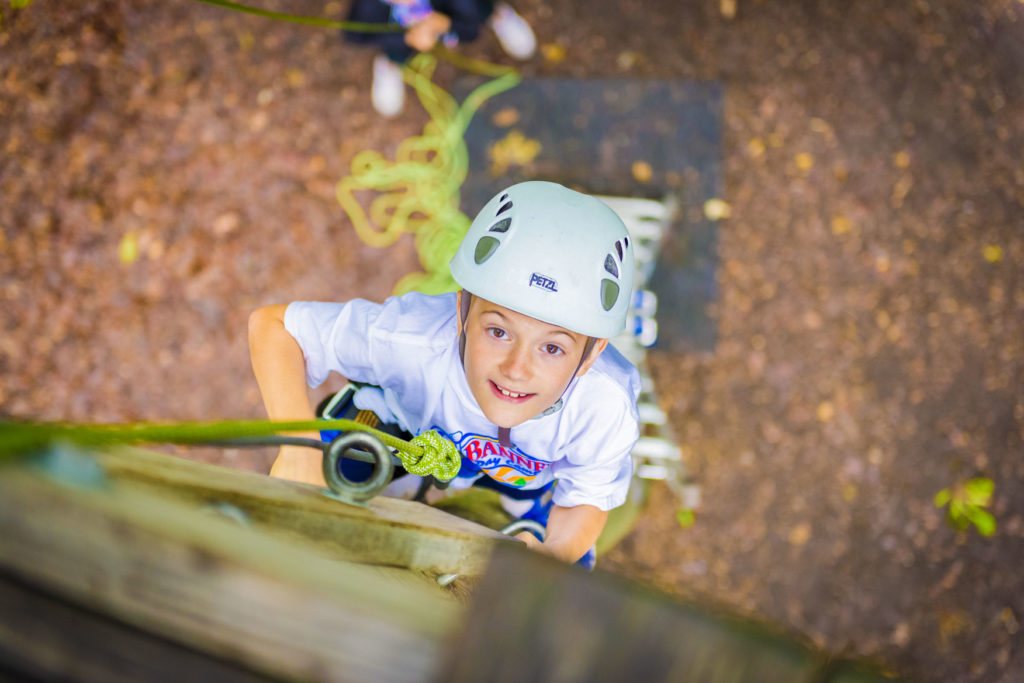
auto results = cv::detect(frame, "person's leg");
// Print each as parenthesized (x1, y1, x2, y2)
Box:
(371, 53, 407, 117)
(489, 3, 535, 60)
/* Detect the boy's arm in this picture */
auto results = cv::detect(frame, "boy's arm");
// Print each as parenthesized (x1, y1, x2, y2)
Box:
(516, 503, 609, 564)
(248, 304, 329, 488)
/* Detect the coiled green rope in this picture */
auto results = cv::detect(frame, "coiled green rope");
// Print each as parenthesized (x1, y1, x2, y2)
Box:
(191, 0, 523, 295)
(337, 49, 521, 295)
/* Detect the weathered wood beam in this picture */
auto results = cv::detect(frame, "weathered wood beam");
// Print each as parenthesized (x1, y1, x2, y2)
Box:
(0, 570, 264, 682)
(0, 462, 463, 682)
(439, 543, 899, 683)
(91, 445, 513, 576)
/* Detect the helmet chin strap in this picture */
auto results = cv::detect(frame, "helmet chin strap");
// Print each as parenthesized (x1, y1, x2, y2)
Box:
(459, 292, 597, 449)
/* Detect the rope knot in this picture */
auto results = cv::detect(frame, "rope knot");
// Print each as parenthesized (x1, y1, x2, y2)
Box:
(403, 430, 461, 482)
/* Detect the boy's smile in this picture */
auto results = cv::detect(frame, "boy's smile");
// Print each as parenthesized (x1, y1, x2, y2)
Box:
(458, 293, 607, 428)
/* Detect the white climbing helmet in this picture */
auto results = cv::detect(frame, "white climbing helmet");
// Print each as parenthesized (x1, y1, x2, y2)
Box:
(450, 181, 634, 339)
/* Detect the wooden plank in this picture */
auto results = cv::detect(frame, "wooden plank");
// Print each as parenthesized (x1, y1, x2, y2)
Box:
(91, 445, 513, 576)
(0, 463, 463, 682)
(0, 570, 265, 682)
(439, 543, 823, 683)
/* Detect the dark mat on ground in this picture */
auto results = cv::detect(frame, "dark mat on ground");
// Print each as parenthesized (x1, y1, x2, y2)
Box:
(457, 77, 723, 352)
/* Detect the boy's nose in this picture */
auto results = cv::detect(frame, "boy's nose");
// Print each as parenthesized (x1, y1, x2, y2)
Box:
(499, 343, 531, 381)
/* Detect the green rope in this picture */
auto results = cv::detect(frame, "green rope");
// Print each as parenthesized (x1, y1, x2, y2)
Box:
(0, 418, 462, 483)
(193, 0, 402, 32)
(192, 0, 523, 297)
(337, 51, 521, 296)
(404, 430, 461, 480)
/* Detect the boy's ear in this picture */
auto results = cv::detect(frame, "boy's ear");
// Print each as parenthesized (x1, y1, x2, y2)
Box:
(577, 339, 608, 376)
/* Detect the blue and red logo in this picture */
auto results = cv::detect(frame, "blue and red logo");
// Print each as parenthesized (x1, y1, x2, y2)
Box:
(436, 428, 550, 488)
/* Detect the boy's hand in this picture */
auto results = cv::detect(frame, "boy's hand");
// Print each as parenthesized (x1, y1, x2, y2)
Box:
(270, 444, 327, 488)
(404, 11, 452, 52)
(516, 504, 609, 564)
(514, 530, 546, 552)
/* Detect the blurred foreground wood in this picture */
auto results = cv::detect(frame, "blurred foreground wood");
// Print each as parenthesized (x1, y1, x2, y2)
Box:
(0, 445, 898, 682)
(92, 445, 510, 576)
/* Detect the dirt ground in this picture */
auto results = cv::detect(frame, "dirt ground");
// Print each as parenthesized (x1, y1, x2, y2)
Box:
(2, 1, 1022, 681)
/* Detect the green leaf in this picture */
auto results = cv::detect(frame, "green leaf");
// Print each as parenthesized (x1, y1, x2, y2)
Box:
(964, 477, 994, 506)
(947, 510, 970, 531)
(675, 508, 695, 528)
(934, 488, 951, 508)
(11, 0, 32, 9)
(971, 508, 997, 536)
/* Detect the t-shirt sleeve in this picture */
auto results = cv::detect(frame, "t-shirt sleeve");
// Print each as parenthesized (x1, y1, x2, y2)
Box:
(283, 299, 382, 388)
(550, 386, 639, 512)
(282, 294, 455, 432)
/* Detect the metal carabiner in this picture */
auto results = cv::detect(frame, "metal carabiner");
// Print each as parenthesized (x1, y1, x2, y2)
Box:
(321, 432, 394, 506)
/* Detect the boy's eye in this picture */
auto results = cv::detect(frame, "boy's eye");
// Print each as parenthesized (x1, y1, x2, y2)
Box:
(543, 343, 564, 356)
(487, 327, 506, 339)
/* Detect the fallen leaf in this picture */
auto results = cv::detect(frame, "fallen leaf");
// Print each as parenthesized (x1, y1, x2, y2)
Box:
(118, 232, 138, 265)
(616, 51, 640, 69)
(286, 68, 305, 88)
(213, 212, 240, 236)
(631, 160, 653, 183)
(491, 107, 520, 127)
(983, 245, 1003, 262)
(796, 153, 814, 170)
(541, 42, 566, 63)
(703, 198, 732, 220)
(809, 118, 831, 134)
(748, 138, 766, 157)
(488, 130, 541, 176)
(831, 215, 852, 235)
(789, 522, 811, 546)
(816, 401, 834, 421)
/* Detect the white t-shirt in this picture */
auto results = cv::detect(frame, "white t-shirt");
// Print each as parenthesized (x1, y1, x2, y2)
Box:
(284, 291, 641, 511)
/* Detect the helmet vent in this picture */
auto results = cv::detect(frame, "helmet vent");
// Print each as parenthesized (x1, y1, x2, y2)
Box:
(499, 193, 509, 202)
(604, 254, 619, 278)
(496, 201, 513, 216)
(615, 241, 623, 260)
(474, 236, 500, 264)
(600, 279, 620, 311)
(489, 217, 512, 233)
(623, 236, 629, 248)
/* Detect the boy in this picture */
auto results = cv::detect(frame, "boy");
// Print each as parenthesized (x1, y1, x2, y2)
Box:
(249, 181, 640, 565)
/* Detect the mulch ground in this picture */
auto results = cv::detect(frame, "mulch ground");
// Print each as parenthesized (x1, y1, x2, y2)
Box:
(2, 1, 1022, 681)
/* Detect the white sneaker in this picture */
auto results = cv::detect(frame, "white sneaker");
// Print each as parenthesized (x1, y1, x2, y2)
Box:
(371, 54, 405, 117)
(490, 3, 536, 60)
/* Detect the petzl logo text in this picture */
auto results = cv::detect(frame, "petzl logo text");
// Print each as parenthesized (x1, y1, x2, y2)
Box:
(529, 273, 558, 292)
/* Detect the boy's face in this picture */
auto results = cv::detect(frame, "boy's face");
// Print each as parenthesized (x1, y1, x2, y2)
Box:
(457, 293, 607, 428)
